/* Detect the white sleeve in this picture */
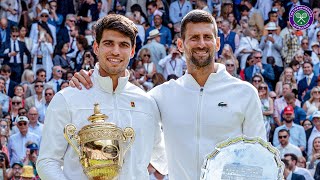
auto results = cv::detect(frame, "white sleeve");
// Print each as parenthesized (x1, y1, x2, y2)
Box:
(149, 96, 168, 175)
(243, 87, 267, 141)
(36, 93, 71, 180)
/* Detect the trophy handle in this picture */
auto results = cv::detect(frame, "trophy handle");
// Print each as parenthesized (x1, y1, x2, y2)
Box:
(123, 127, 135, 156)
(63, 124, 81, 156)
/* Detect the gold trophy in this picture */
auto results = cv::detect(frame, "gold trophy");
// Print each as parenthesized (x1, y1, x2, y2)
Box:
(64, 103, 135, 180)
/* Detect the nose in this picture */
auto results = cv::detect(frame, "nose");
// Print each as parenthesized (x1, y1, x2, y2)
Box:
(198, 37, 205, 48)
(111, 44, 120, 56)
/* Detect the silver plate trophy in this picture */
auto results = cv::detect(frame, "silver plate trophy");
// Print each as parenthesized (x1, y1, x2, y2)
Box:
(200, 136, 284, 180)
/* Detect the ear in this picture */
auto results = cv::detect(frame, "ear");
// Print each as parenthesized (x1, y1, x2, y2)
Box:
(215, 37, 220, 52)
(130, 45, 136, 58)
(177, 38, 184, 53)
(93, 41, 99, 55)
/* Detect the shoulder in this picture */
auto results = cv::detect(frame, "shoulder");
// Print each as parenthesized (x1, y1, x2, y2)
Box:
(292, 172, 305, 179)
(296, 106, 306, 113)
(25, 96, 33, 102)
(30, 23, 38, 30)
(0, 93, 9, 100)
(186, 1, 192, 5)
(10, 80, 18, 86)
(263, 63, 272, 68)
(17, 41, 26, 46)
(293, 123, 305, 130)
(170, 1, 178, 6)
(146, 27, 155, 33)
(28, 132, 40, 139)
(48, 24, 56, 30)
(222, 74, 258, 94)
(149, 79, 175, 93)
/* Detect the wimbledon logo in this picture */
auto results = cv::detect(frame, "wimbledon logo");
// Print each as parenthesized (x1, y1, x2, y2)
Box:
(289, 5, 313, 30)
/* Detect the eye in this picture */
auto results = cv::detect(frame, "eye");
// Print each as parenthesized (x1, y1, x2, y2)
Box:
(205, 35, 213, 40)
(104, 41, 113, 46)
(120, 43, 130, 48)
(190, 36, 198, 41)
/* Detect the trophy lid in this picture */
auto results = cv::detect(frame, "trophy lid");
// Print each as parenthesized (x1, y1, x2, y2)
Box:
(88, 103, 108, 123)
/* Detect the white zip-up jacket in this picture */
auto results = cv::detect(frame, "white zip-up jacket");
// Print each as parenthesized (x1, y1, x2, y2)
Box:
(37, 64, 166, 180)
(149, 63, 267, 180)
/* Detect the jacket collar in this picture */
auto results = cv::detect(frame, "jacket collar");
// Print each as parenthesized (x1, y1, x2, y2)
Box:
(92, 63, 129, 94)
(178, 63, 229, 90)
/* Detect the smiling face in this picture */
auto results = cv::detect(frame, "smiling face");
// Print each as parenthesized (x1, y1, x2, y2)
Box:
(93, 29, 135, 77)
(314, 137, 320, 152)
(284, 68, 293, 80)
(177, 22, 220, 69)
(14, 86, 24, 97)
(303, 63, 313, 75)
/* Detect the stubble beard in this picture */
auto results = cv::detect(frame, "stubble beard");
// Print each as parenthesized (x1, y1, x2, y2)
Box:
(189, 48, 214, 69)
(284, 118, 293, 123)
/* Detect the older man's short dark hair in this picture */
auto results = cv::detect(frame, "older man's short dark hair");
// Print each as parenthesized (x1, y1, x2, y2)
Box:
(180, 10, 217, 40)
(284, 153, 298, 162)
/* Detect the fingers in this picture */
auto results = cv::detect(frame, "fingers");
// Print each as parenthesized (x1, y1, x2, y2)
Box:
(69, 73, 82, 89)
(88, 69, 94, 76)
(69, 79, 76, 88)
(79, 69, 93, 88)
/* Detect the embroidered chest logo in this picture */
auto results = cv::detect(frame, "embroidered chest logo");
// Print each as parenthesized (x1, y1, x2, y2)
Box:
(218, 102, 228, 107)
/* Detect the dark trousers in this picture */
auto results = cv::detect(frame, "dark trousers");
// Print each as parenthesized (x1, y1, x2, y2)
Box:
(9, 63, 23, 83)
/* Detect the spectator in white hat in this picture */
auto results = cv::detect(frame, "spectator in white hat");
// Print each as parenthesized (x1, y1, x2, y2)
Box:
(259, 22, 283, 70)
(7, 116, 40, 166)
(141, 29, 166, 74)
(29, 9, 57, 46)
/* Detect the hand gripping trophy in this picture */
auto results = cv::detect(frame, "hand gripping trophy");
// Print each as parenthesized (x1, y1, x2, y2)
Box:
(64, 103, 135, 180)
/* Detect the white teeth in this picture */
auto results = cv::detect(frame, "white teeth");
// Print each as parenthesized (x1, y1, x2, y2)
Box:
(109, 59, 121, 63)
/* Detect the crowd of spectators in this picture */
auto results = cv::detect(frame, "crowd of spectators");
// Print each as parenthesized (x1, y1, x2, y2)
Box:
(1, 0, 320, 179)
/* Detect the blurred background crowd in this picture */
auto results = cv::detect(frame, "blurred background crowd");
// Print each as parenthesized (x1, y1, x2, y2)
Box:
(1, 0, 320, 179)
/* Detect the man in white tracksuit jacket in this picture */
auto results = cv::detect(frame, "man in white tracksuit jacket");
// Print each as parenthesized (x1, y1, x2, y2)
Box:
(150, 10, 266, 179)
(70, 10, 267, 180)
(37, 15, 167, 180)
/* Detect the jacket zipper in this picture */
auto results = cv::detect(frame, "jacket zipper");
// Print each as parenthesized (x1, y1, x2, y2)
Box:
(113, 92, 118, 122)
(197, 88, 204, 179)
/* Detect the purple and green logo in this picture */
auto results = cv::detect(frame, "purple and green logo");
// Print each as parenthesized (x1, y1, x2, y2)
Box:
(289, 5, 313, 30)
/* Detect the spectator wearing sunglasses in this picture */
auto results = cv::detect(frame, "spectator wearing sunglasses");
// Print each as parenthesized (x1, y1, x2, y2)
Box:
(8, 116, 40, 167)
(245, 51, 275, 90)
(138, 48, 156, 81)
(258, 82, 274, 140)
(57, 14, 77, 47)
(225, 60, 241, 79)
(44, 66, 62, 94)
(273, 105, 306, 152)
(24, 80, 45, 113)
(0, 27, 31, 84)
(43, 88, 55, 123)
(9, 96, 23, 124)
(276, 129, 302, 159)
(29, 9, 56, 46)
